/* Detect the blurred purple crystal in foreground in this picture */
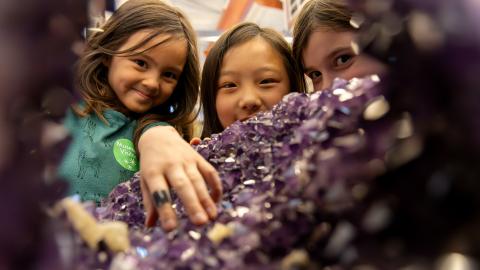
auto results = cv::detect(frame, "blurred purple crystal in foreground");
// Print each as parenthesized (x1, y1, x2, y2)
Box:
(0, 0, 86, 269)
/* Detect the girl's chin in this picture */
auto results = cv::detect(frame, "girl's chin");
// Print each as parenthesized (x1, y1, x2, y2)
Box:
(125, 103, 151, 114)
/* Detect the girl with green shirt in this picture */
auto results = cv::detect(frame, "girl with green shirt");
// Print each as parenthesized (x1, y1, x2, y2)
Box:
(58, 0, 222, 232)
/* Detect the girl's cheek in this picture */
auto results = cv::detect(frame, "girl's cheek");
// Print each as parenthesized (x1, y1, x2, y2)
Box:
(356, 56, 387, 77)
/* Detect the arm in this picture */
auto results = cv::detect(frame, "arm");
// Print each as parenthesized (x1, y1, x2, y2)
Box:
(138, 125, 222, 231)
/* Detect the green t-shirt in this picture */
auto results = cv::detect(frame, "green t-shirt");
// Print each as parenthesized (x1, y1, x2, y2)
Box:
(58, 108, 168, 203)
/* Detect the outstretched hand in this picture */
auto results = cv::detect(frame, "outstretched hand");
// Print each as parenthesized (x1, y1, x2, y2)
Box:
(138, 126, 222, 231)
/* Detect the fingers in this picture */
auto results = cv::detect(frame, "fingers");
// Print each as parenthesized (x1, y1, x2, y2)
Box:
(197, 159, 223, 203)
(185, 165, 218, 219)
(140, 178, 158, 227)
(166, 167, 209, 226)
(189, 137, 201, 145)
(142, 174, 177, 231)
(138, 127, 223, 230)
(189, 137, 213, 145)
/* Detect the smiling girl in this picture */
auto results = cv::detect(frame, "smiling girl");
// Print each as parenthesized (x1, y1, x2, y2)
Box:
(200, 22, 306, 138)
(58, 0, 222, 232)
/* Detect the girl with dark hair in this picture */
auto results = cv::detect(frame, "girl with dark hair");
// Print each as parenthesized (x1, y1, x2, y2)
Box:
(200, 22, 306, 138)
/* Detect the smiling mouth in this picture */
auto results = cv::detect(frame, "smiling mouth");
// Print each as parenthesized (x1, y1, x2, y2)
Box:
(134, 89, 154, 100)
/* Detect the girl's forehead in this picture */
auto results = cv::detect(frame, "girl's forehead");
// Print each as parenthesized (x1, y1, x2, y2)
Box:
(304, 30, 355, 55)
(219, 37, 287, 75)
(119, 29, 182, 52)
(226, 37, 275, 56)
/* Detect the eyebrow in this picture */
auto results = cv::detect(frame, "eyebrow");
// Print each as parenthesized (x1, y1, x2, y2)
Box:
(304, 46, 353, 72)
(328, 46, 353, 58)
(220, 65, 282, 76)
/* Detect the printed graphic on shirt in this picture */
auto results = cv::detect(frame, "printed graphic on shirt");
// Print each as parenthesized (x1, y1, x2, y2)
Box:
(77, 149, 101, 179)
(82, 118, 97, 143)
(113, 138, 139, 171)
(104, 140, 114, 149)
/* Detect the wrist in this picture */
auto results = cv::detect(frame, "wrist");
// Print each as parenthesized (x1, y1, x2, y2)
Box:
(139, 125, 177, 150)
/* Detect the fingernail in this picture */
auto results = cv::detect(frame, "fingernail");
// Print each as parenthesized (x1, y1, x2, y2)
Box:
(162, 219, 176, 229)
(206, 207, 217, 218)
(193, 212, 208, 224)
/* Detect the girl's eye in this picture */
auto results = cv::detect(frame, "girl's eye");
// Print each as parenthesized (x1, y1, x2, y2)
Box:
(335, 54, 353, 66)
(163, 71, 178, 80)
(260, 78, 277, 84)
(219, 82, 236, 89)
(133, 59, 147, 68)
(308, 71, 322, 80)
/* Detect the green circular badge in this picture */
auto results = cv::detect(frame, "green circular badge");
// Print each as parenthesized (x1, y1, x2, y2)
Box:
(113, 138, 139, 171)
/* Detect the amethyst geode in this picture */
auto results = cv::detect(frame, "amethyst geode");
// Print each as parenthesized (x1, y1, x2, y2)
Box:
(70, 0, 480, 267)
(73, 76, 389, 269)
(5, 0, 480, 268)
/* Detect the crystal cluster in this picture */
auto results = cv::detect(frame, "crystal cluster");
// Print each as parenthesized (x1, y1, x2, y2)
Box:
(3, 0, 480, 268)
(70, 76, 389, 269)
(69, 0, 480, 268)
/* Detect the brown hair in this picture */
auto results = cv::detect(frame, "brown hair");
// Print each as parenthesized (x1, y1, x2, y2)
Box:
(200, 22, 306, 138)
(292, 0, 353, 73)
(76, 0, 199, 147)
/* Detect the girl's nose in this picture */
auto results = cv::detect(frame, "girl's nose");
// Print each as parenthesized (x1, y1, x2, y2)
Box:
(321, 71, 344, 91)
(141, 72, 160, 91)
(238, 88, 261, 113)
(315, 72, 334, 91)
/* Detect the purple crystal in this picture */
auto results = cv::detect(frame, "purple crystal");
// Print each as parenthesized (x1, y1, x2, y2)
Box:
(0, 0, 86, 269)
(67, 75, 391, 269)
(51, 0, 480, 268)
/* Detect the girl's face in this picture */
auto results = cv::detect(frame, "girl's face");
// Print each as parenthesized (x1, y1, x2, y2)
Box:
(215, 37, 290, 129)
(107, 30, 187, 113)
(302, 29, 387, 91)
